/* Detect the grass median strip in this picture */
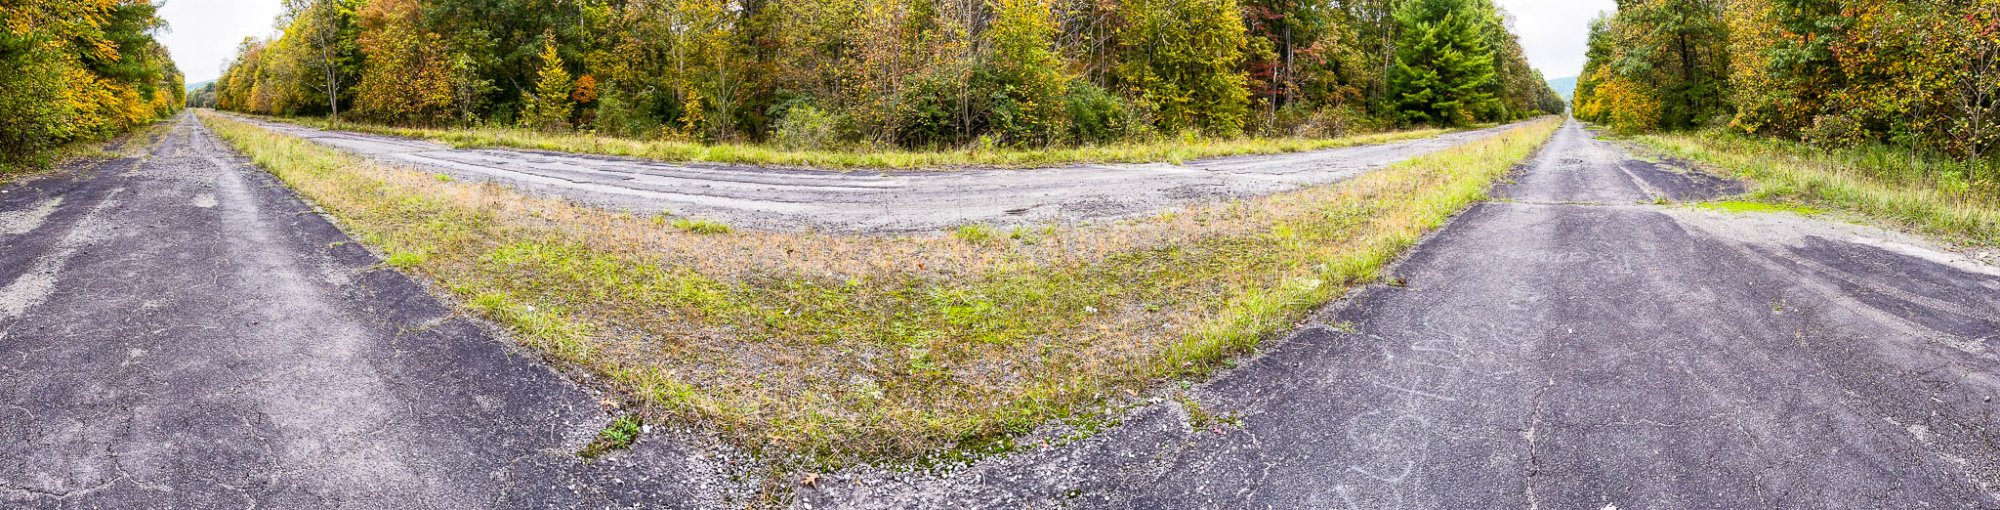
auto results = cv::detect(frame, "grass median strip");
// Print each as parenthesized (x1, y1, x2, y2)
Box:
(199, 109, 1559, 465)
(264, 114, 1458, 170)
(1633, 132, 2000, 247)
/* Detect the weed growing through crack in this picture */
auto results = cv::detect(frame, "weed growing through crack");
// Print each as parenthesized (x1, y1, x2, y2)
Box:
(1175, 394, 1242, 430)
(579, 414, 643, 459)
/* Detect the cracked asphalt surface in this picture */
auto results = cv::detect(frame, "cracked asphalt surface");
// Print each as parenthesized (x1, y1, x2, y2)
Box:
(220, 113, 1529, 233)
(0, 114, 747, 508)
(803, 120, 2000, 509)
(10, 112, 1998, 509)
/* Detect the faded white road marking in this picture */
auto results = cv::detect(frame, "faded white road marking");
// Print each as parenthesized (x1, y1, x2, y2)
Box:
(0, 190, 122, 321)
(191, 193, 217, 208)
(0, 197, 62, 235)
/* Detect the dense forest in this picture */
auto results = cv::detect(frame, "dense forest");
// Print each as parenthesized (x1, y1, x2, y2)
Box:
(197, 0, 1563, 149)
(1575, 0, 1999, 176)
(0, 0, 184, 169)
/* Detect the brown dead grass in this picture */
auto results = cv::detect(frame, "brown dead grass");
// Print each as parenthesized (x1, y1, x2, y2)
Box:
(199, 109, 1563, 465)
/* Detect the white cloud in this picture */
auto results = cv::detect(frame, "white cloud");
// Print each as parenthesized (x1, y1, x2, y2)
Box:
(156, 0, 287, 85)
(1492, 0, 1618, 79)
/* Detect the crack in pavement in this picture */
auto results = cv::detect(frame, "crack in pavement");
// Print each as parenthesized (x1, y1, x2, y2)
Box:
(0, 112, 756, 508)
(0, 184, 124, 323)
(799, 119, 2000, 509)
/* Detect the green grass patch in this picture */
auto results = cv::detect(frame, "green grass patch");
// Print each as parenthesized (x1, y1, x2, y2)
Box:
(1694, 200, 1823, 216)
(952, 224, 998, 244)
(1633, 131, 2000, 246)
(669, 217, 734, 235)
(578, 414, 644, 459)
(384, 250, 429, 268)
(259, 113, 1462, 170)
(197, 109, 1561, 467)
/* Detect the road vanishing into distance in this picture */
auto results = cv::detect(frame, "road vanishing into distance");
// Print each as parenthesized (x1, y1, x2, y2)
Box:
(3, 114, 1998, 509)
(224, 113, 1528, 233)
(805, 121, 2000, 508)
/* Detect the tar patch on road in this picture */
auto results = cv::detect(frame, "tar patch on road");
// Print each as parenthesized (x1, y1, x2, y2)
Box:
(1620, 157, 1745, 202)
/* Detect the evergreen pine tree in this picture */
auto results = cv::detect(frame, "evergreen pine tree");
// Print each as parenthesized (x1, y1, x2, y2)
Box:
(524, 35, 574, 131)
(1388, 0, 1497, 126)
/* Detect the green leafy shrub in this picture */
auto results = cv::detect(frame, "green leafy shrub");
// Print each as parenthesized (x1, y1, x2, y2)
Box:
(1116, 0, 1251, 137)
(771, 103, 844, 150)
(980, 0, 1070, 146)
(1065, 83, 1128, 145)
(893, 68, 967, 148)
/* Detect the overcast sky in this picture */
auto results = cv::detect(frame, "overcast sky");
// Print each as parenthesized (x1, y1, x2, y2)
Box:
(158, 0, 1614, 86)
(158, 0, 284, 84)
(1494, 0, 1618, 79)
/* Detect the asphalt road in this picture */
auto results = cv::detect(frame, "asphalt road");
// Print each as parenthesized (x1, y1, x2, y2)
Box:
(804, 120, 2000, 509)
(221, 113, 1528, 233)
(0, 114, 746, 508)
(10, 113, 1997, 509)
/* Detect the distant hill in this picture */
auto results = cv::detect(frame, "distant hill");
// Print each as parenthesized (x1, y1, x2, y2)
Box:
(185, 80, 213, 93)
(1547, 76, 1578, 102)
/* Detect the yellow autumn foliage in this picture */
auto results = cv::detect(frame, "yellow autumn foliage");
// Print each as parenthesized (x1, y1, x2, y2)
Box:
(1, 0, 181, 169)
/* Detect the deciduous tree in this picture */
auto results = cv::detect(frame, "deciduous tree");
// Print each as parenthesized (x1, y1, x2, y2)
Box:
(1117, 0, 1252, 135)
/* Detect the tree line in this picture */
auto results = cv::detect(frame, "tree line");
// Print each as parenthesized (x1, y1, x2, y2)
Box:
(1575, 0, 2000, 169)
(1, 0, 184, 169)
(197, 0, 1563, 149)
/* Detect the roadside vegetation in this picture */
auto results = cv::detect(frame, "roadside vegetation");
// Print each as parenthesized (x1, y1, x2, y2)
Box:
(0, 0, 184, 176)
(1575, 0, 1997, 160)
(1573, 0, 1997, 236)
(200, 109, 1561, 465)
(1636, 132, 2000, 247)
(195, 0, 1560, 161)
(0, 122, 167, 183)
(262, 113, 1454, 169)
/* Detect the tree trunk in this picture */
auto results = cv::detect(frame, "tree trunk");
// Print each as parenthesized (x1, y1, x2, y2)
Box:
(1675, 10, 1693, 128)
(325, 44, 339, 122)
(1282, 20, 1292, 110)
